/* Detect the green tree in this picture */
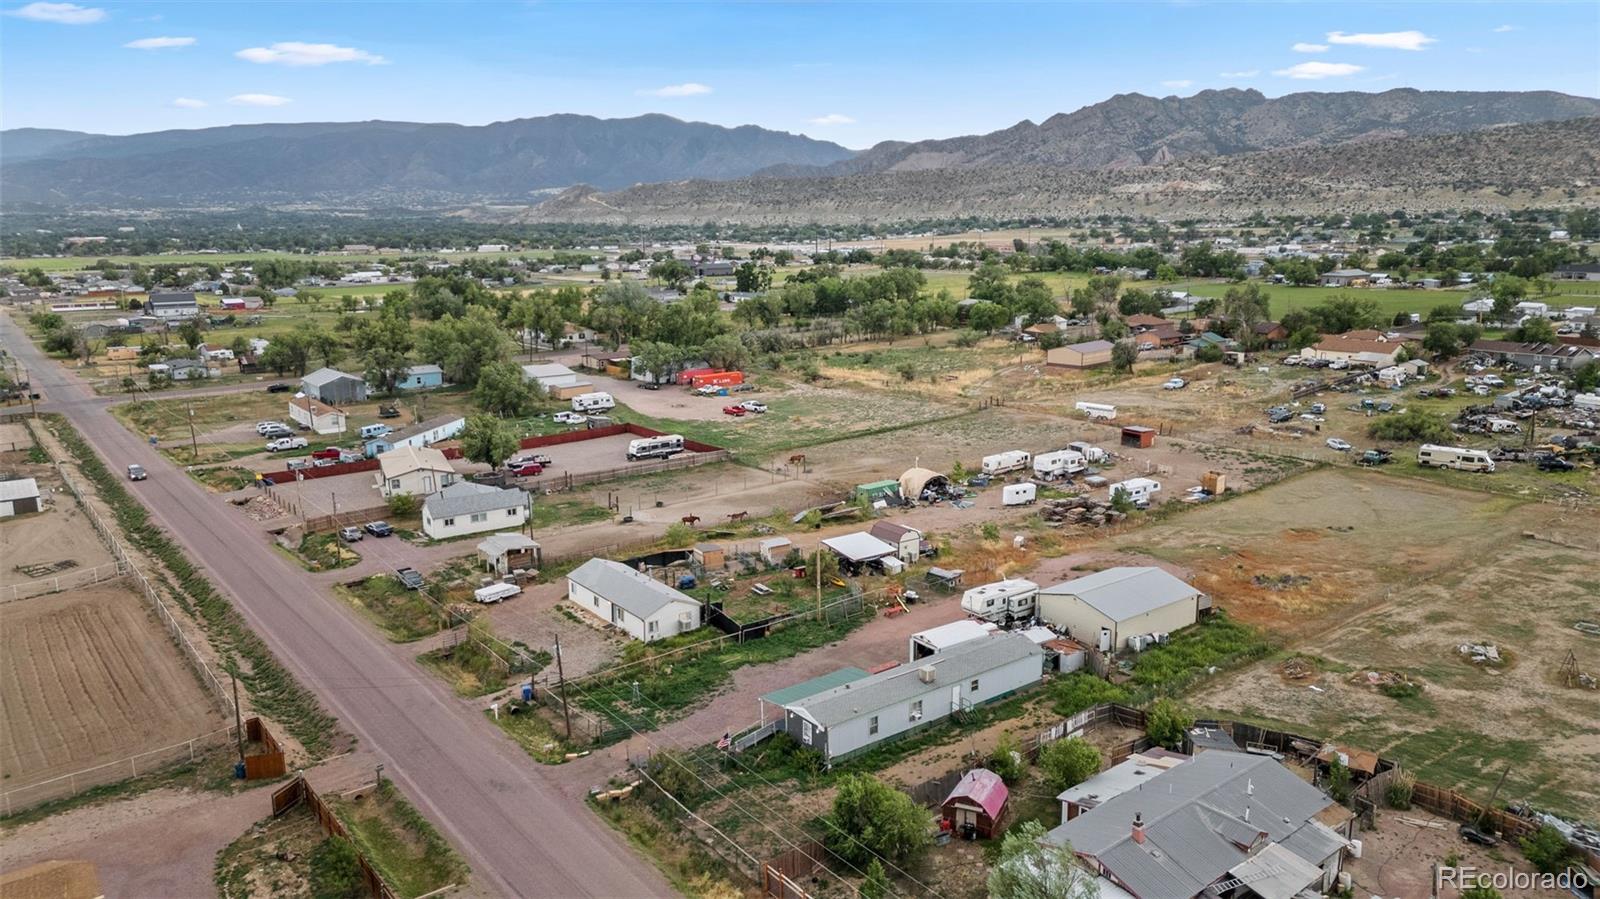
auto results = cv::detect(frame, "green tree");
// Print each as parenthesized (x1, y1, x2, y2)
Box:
(307, 837, 366, 899)
(967, 301, 1008, 334)
(1570, 360, 1599, 393)
(458, 414, 519, 469)
(825, 775, 929, 865)
(1110, 339, 1138, 373)
(1038, 737, 1102, 792)
(1145, 699, 1192, 750)
(1422, 322, 1462, 359)
(417, 306, 508, 386)
(1519, 824, 1578, 875)
(474, 360, 533, 416)
(989, 733, 1026, 784)
(858, 860, 889, 899)
(352, 312, 415, 394)
(650, 258, 692, 289)
(1327, 758, 1353, 805)
(734, 262, 771, 293)
(1513, 317, 1556, 344)
(1370, 409, 1452, 444)
(1220, 282, 1270, 338)
(177, 321, 203, 350)
(700, 332, 752, 371)
(986, 820, 1097, 899)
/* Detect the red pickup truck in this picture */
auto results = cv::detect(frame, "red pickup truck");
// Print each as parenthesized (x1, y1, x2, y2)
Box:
(310, 447, 343, 460)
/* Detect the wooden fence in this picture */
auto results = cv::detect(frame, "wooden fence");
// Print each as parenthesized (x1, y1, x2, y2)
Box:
(760, 838, 828, 899)
(299, 504, 391, 534)
(243, 716, 287, 780)
(271, 776, 399, 899)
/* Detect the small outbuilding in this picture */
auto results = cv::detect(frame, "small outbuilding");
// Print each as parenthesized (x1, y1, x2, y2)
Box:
(1120, 425, 1157, 449)
(897, 467, 950, 503)
(820, 532, 898, 574)
(477, 533, 541, 575)
(1038, 567, 1203, 651)
(0, 477, 42, 517)
(941, 768, 1008, 839)
(692, 543, 725, 570)
(1046, 339, 1114, 369)
(758, 536, 793, 565)
(868, 521, 924, 564)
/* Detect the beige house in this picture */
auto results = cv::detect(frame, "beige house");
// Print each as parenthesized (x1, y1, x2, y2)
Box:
(288, 394, 347, 435)
(1046, 339, 1114, 369)
(375, 445, 456, 498)
(1299, 335, 1404, 367)
(1038, 567, 1203, 651)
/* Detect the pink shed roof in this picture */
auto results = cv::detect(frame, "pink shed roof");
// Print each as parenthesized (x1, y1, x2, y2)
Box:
(945, 768, 1008, 819)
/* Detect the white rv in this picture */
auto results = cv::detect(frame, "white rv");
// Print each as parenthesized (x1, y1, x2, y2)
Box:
(1002, 483, 1037, 506)
(960, 578, 1040, 624)
(1074, 401, 1117, 421)
(473, 583, 521, 604)
(1417, 444, 1495, 472)
(1033, 449, 1087, 480)
(1108, 477, 1161, 505)
(626, 434, 685, 461)
(571, 391, 616, 413)
(981, 450, 1032, 476)
(1067, 442, 1107, 464)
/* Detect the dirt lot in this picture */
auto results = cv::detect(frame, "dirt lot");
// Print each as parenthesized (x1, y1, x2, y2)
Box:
(1347, 807, 1573, 898)
(0, 465, 116, 592)
(1100, 468, 1600, 819)
(0, 584, 228, 784)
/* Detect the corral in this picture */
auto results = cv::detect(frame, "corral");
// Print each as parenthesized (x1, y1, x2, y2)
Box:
(0, 583, 228, 786)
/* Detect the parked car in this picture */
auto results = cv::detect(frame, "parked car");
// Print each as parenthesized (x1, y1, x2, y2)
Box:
(722, 405, 747, 416)
(311, 457, 337, 468)
(507, 459, 544, 476)
(285, 458, 311, 471)
(338, 527, 364, 543)
(1267, 406, 1293, 423)
(552, 411, 585, 424)
(267, 436, 309, 452)
(1536, 455, 1575, 472)
(311, 447, 345, 460)
(1326, 438, 1352, 452)
(739, 400, 768, 413)
(256, 420, 288, 435)
(509, 453, 553, 467)
(266, 383, 291, 393)
(1457, 823, 1499, 847)
(1310, 402, 1326, 415)
(364, 521, 394, 537)
(395, 567, 424, 590)
(1355, 449, 1393, 467)
(1162, 378, 1186, 390)
(127, 463, 147, 481)
(636, 381, 661, 390)
(261, 425, 293, 440)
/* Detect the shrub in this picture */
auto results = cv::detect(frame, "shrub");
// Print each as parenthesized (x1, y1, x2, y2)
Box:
(1461, 885, 1502, 899)
(988, 733, 1026, 785)
(1519, 824, 1578, 874)
(1052, 674, 1130, 716)
(386, 493, 419, 517)
(954, 330, 981, 348)
(307, 837, 365, 899)
(1038, 737, 1101, 792)
(1369, 409, 1452, 444)
(1385, 769, 1415, 810)
(1194, 344, 1224, 363)
(858, 860, 889, 899)
(662, 522, 695, 546)
(1327, 759, 1353, 805)
(825, 775, 930, 865)
(1144, 699, 1192, 750)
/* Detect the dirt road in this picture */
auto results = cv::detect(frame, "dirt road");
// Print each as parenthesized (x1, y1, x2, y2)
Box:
(0, 313, 672, 898)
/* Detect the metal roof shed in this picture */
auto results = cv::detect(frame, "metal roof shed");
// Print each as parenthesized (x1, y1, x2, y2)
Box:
(821, 532, 897, 564)
(942, 768, 1009, 839)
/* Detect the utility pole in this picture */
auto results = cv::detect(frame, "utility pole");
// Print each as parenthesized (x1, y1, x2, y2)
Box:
(231, 669, 246, 767)
(554, 635, 572, 740)
(186, 402, 198, 460)
(815, 543, 823, 614)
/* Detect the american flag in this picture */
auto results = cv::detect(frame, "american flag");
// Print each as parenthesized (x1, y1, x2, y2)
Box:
(716, 732, 731, 750)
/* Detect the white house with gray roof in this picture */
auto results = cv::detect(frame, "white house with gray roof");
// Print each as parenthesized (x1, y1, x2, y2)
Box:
(777, 632, 1043, 761)
(566, 558, 701, 643)
(421, 482, 530, 540)
(1046, 751, 1351, 899)
(1038, 567, 1203, 652)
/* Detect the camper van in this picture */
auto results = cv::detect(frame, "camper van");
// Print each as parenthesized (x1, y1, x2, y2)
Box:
(1108, 477, 1161, 505)
(626, 434, 685, 461)
(1033, 449, 1087, 480)
(1417, 444, 1495, 472)
(981, 450, 1032, 476)
(1002, 483, 1037, 506)
(571, 392, 616, 413)
(1074, 401, 1117, 421)
(1067, 442, 1107, 464)
(473, 583, 521, 604)
(960, 579, 1039, 625)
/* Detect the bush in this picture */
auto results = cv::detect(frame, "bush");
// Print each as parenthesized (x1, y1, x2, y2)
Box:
(1194, 344, 1224, 363)
(988, 733, 1026, 785)
(1519, 824, 1578, 874)
(825, 775, 930, 865)
(1038, 737, 1101, 792)
(1052, 674, 1130, 716)
(858, 860, 889, 899)
(663, 522, 695, 546)
(1461, 885, 1502, 899)
(1327, 759, 1353, 805)
(307, 837, 365, 899)
(1144, 699, 1192, 750)
(386, 493, 419, 517)
(1385, 769, 1415, 810)
(1369, 409, 1452, 444)
(954, 330, 982, 348)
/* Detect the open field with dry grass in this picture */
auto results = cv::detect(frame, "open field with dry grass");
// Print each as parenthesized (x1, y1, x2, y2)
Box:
(0, 584, 227, 785)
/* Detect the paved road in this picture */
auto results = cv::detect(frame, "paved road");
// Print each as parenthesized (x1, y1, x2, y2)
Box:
(1, 315, 673, 898)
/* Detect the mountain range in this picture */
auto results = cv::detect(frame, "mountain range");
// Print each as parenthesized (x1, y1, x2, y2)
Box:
(2, 88, 1597, 213)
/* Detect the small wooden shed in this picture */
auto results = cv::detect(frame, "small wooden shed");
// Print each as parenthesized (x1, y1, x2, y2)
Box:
(1120, 425, 1157, 448)
(941, 768, 1008, 839)
(693, 543, 726, 570)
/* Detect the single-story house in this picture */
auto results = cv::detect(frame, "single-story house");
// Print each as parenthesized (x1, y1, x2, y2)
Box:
(1320, 268, 1370, 287)
(1038, 567, 1204, 650)
(566, 558, 702, 643)
(0, 477, 42, 517)
(1045, 751, 1353, 899)
(288, 394, 347, 435)
(1136, 324, 1184, 350)
(375, 445, 457, 498)
(1252, 321, 1289, 344)
(144, 291, 199, 320)
(365, 415, 467, 457)
(821, 532, 899, 574)
(478, 533, 541, 575)
(1469, 339, 1599, 370)
(300, 367, 369, 405)
(1554, 263, 1600, 281)
(868, 521, 924, 564)
(693, 260, 737, 278)
(1058, 748, 1191, 822)
(421, 482, 530, 540)
(1046, 339, 1114, 370)
(395, 364, 445, 391)
(1462, 297, 1495, 316)
(1123, 314, 1167, 332)
(942, 768, 1009, 839)
(1300, 336, 1403, 367)
(165, 358, 215, 381)
(1514, 301, 1551, 319)
(775, 632, 1044, 761)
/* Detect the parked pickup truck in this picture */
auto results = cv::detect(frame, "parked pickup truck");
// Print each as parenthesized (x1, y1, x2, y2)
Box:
(395, 567, 424, 590)
(1354, 449, 1393, 467)
(310, 447, 345, 460)
(266, 436, 309, 452)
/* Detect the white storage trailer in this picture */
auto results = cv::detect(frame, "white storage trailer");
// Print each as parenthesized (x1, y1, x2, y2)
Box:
(1067, 442, 1107, 463)
(981, 450, 1032, 475)
(1074, 401, 1117, 421)
(627, 434, 685, 461)
(960, 578, 1040, 624)
(571, 391, 616, 412)
(473, 583, 521, 604)
(1108, 477, 1162, 504)
(1002, 483, 1037, 506)
(1033, 449, 1087, 480)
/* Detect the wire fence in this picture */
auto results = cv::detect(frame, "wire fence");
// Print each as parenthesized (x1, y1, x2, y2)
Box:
(3, 559, 129, 602)
(0, 726, 238, 816)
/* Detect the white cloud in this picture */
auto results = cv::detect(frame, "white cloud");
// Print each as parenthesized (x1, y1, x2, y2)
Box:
(1219, 69, 1260, 78)
(1274, 61, 1365, 80)
(229, 93, 292, 107)
(6, 2, 105, 24)
(124, 35, 194, 49)
(1292, 42, 1329, 53)
(639, 82, 712, 98)
(171, 97, 207, 108)
(235, 41, 386, 66)
(1492, 24, 1517, 33)
(808, 113, 855, 126)
(1161, 79, 1193, 89)
(1326, 30, 1437, 51)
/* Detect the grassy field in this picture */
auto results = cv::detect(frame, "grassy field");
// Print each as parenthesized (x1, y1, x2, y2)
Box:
(337, 577, 443, 642)
(329, 780, 468, 898)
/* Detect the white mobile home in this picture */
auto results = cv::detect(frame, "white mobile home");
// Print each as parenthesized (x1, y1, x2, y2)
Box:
(1037, 567, 1202, 650)
(981, 450, 1031, 476)
(1108, 477, 1161, 504)
(1033, 450, 1087, 480)
(420, 483, 531, 540)
(960, 579, 1040, 625)
(570, 392, 615, 413)
(909, 619, 997, 661)
(567, 558, 701, 642)
(778, 633, 1044, 761)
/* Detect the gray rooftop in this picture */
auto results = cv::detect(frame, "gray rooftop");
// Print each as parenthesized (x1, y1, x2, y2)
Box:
(0, 477, 40, 502)
(1040, 567, 1199, 622)
(384, 414, 466, 443)
(1046, 752, 1334, 899)
(477, 533, 539, 556)
(423, 481, 529, 520)
(405, 364, 444, 376)
(567, 558, 698, 620)
(787, 633, 1042, 728)
(147, 291, 197, 306)
(301, 366, 363, 387)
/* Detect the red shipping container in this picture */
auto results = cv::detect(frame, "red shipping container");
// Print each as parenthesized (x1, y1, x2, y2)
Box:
(691, 371, 744, 388)
(676, 367, 720, 385)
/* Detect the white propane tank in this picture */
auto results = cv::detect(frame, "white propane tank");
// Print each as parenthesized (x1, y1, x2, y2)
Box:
(1337, 872, 1352, 891)
(1348, 839, 1363, 858)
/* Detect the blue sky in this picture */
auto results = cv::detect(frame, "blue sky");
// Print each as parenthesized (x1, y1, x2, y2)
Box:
(2, 1, 1596, 147)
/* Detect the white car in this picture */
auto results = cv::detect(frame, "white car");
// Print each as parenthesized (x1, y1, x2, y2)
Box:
(1326, 438, 1352, 452)
(267, 436, 309, 452)
(552, 411, 585, 425)
(1163, 378, 1186, 390)
(739, 400, 768, 413)
(256, 421, 288, 435)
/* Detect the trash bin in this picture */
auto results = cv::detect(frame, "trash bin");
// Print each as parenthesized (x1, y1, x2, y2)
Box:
(234, 761, 246, 779)
(521, 684, 534, 702)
